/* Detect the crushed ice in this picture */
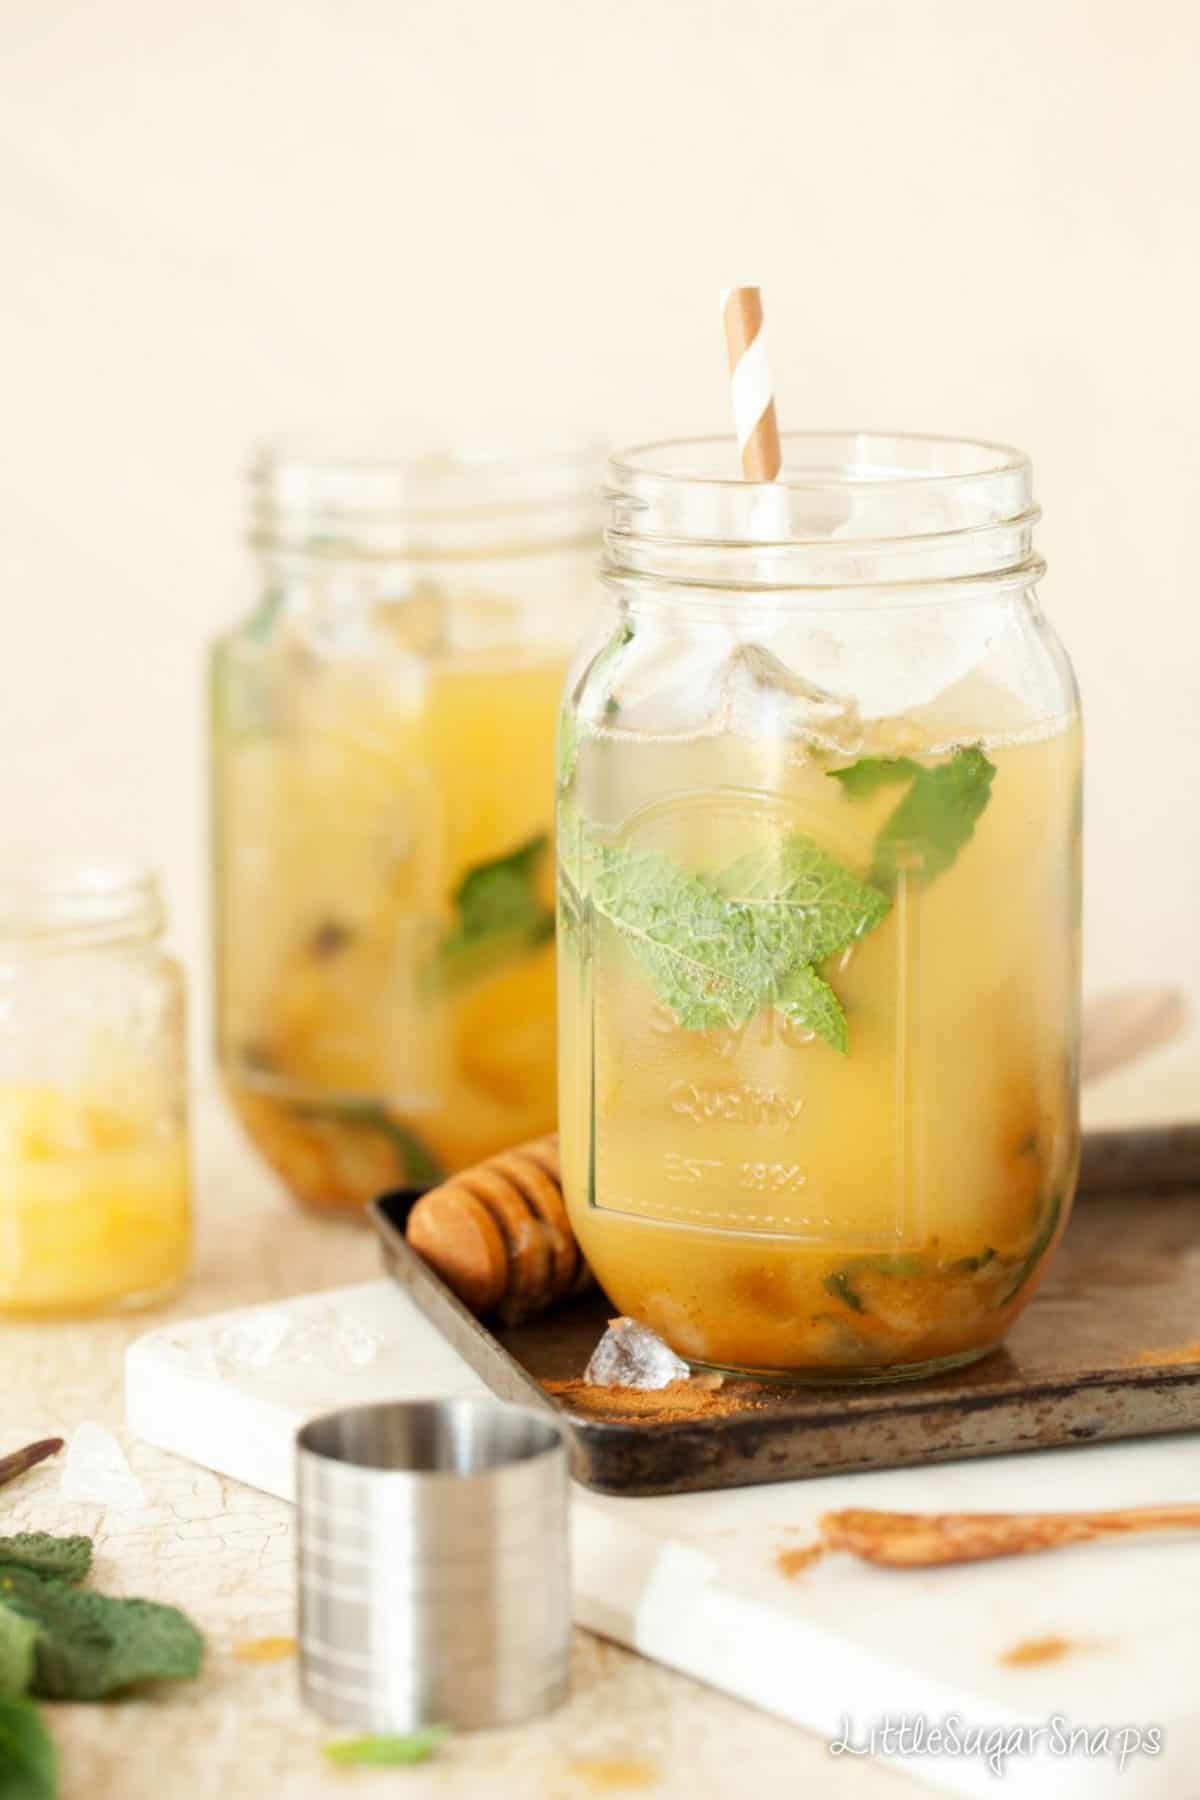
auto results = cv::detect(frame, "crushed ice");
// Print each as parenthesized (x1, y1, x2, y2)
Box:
(60, 1422, 147, 1509)
(214, 1305, 381, 1375)
(584, 1317, 690, 1390)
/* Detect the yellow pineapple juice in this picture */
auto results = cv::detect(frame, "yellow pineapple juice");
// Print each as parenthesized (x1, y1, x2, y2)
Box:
(215, 647, 563, 1208)
(559, 713, 1081, 1380)
(0, 1071, 190, 1316)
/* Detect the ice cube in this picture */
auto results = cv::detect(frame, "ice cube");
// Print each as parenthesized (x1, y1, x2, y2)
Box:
(214, 1305, 382, 1377)
(215, 1309, 292, 1371)
(60, 1422, 146, 1509)
(584, 1317, 690, 1389)
(719, 644, 864, 756)
(287, 1307, 382, 1371)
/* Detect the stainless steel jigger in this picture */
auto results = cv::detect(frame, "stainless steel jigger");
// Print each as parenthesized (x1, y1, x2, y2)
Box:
(296, 1398, 570, 1732)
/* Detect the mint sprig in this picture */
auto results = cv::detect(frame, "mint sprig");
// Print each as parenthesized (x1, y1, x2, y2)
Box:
(829, 746, 996, 885)
(324, 1726, 449, 1767)
(425, 834, 554, 992)
(587, 832, 888, 1052)
(0, 1696, 56, 1800)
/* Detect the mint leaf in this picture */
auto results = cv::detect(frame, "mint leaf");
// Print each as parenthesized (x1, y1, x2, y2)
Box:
(587, 831, 888, 1051)
(717, 835, 890, 967)
(830, 746, 996, 884)
(426, 834, 554, 992)
(0, 1571, 203, 1700)
(0, 1696, 55, 1800)
(589, 843, 773, 1031)
(0, 1612, 36, 1700)
(324, 1726, 449, 1767)
(295, 1101, 443, 1188)
(774, 964, 851, 1054)
(827, 757, 921, 799)
(0, 1541, 91, 1588)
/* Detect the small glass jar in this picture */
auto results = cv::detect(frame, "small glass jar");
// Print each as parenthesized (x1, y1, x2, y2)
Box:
(0, 865, 191, 1316)
(212, 438, 600, 1212)
(558, 434, 1081, 1382)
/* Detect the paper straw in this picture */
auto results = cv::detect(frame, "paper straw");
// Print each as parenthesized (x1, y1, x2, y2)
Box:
(721, 287, 782, 481)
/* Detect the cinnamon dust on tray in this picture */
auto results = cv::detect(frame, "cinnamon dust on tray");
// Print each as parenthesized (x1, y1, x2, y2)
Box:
(541, 1376, 763, 1423)
(1132, 1341, 1200, 1367)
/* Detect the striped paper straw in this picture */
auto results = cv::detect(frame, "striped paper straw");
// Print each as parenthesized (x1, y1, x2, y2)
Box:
(721, 287, 782, 482)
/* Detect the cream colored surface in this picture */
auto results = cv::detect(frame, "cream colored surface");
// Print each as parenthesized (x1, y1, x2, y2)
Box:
(2, 0, 1198, 1078)
(0, 1087, 925, 1800)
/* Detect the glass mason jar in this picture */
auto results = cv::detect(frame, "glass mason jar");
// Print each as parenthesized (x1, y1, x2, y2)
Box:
(0, 865, 191, 1316)
(558, 434, 1081, 1382)
(213, 439, 600, 1212)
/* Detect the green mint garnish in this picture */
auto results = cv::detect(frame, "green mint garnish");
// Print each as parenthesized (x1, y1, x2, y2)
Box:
(425, 833, 554, 993)
(0, 1613, 37, 1702)
(829, 746, 996, 885)
(587, 831, 889, 1052)
(295, 1100, 443, 1188)
(323, 1726, 450, 1767)
(0, 1541, 91, 1589)
(0, 1696, 56, 1799)
(716, 836, 891, 968)
(774, 964, 852, 1055)
(0, 1569, 203, 1701)
(590, 843, 771, 1032)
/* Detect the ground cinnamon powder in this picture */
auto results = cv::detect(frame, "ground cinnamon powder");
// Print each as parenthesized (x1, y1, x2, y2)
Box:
(999, 1635, 1075, 1667)
(541, 1376, 762, 1423)
(565, 1757, 660, 1790)
(1132, 1341, 1200, 1366)
(775, 1543, 825, 1578)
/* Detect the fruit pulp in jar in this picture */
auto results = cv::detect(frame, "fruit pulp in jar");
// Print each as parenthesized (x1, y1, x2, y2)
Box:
(0, 1066, 190, 1316)
(558, 707, 1081, 1380)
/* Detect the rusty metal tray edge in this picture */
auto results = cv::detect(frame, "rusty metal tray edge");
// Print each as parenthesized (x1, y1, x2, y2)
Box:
(369, 1125, 1200, 1497)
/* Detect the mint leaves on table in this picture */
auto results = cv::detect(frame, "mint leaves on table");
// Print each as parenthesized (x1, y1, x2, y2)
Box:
(0, 1524, 203, 1800)
(426, 833, 554, 992)
(0, 1570, 202, 1702)
(588, 831, 889, 1052)
(324, 1726, 450, 1767)
(828, 746, 996, 885)
(0, 1614, 37, 1703)
(0, 1696, 56, 1800)
(0, 1543, 90, 1589)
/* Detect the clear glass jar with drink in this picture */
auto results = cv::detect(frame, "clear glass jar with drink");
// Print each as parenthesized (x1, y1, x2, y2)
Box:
(0, 864, 191, 1315)
(212, 439, 599, 1212)
(557, 434, 1081, 1381)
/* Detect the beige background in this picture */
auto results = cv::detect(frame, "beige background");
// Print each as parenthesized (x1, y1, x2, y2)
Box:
(2, 0, 1198, 1080)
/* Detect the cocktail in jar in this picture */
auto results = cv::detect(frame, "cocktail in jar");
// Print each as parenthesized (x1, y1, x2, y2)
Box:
(558, 434, 1081, 1381)
(0, 865, 190, 1316)
(212, 441, 599, 1211)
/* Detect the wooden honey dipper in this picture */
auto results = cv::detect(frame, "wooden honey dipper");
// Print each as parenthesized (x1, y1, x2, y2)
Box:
(406, 1133, 592, 1324)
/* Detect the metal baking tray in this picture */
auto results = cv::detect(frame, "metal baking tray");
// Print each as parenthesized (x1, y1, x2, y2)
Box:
(371, 1123, 1200, 1497)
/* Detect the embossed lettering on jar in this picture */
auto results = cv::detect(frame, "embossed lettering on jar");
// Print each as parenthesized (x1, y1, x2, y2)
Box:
(557, 435, 1081, 1381)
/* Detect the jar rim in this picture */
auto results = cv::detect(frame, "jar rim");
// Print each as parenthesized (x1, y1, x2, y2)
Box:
(0, 862, 164, 946)
(605, 431, 1039, 588)
(249, 431, 605, 558)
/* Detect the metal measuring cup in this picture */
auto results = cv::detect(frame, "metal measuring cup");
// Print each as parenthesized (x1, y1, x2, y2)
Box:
(297, 1397, 570, 1732)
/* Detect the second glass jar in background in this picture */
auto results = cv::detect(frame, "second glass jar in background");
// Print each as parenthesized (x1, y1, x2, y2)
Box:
(212, 439, 600, 1211)
(558, 434, 1082, 1382)
(0, 864, 190, 1315)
